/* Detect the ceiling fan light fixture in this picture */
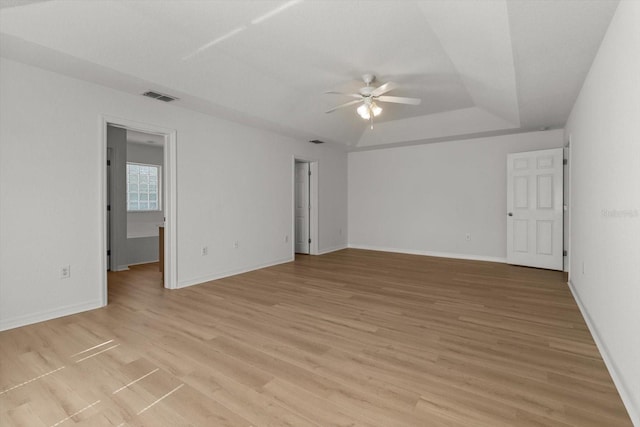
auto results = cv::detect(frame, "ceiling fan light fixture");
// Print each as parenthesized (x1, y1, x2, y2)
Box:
(356, 101, 382, 120)
(357, 103, 371, 119)
(371, 102, 382, 117)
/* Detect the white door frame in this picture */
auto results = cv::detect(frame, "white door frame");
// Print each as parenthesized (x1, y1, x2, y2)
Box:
(292, 156, 318, 255)
(100, 115, 178, 306)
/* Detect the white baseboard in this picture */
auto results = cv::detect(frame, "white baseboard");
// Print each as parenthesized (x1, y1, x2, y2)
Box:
(347, 244, 507, 264)
(317, 244, 348, 255)
(567, 280, 639, 426)
(126, 260, 159, 267)
(126, 234, 159, 239)
(177, 256, 294, 289)
(0, 299, 103, 332)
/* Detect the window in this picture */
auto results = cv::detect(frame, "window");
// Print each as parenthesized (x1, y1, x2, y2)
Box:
(127, 162, 161, 211)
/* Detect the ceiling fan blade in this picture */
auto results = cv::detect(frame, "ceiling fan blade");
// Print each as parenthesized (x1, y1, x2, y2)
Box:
(325, 91, 362, 99)
(371, 81, 398, 97)
(377, 95, 422, 105)
(325, 99, 361, 113)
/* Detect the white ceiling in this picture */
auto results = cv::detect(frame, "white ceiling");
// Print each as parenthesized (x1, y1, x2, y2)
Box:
(0, 0, 619, 150)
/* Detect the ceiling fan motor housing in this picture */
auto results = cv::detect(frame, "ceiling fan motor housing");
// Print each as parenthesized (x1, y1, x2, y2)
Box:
(362, 73, 375, 85)
(359, 87, 374, 97)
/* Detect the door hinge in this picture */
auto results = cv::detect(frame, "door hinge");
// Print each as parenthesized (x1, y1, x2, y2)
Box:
(107, 205, 111, 211)
(308, 170, 311, 176)
(107, 250, 111, 256)
(563, 250, 567, 256)
(107, 160, 111, 166)
(308, 238, 311, 244)
(563, 159, 568, 165)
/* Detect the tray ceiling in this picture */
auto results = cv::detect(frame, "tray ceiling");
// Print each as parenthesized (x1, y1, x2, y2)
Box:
(0, 0, 619, 149)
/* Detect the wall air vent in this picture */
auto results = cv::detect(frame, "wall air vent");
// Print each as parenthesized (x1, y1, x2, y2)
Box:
(142, 91, 179, 102)
(309, 139, 325, 144)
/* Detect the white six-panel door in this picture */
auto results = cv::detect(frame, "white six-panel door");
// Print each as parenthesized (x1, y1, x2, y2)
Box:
(294, 162, 310, 254)
(507, 148, 563, 270)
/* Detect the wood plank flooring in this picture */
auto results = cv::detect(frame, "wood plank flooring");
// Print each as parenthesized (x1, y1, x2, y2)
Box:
(0, 249, 632, 426)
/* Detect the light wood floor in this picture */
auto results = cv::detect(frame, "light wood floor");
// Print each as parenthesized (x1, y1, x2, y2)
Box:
(0, 249, 632, 426)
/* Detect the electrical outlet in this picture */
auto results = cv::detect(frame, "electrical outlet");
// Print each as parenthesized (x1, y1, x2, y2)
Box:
(233, 241, 239, 249)
(201, 246, 208, 256)
(60, 265, 71, 279)
(465, 233, 471, 241)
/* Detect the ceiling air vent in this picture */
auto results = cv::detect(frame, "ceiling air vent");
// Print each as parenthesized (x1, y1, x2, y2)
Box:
(142, 91, 179, 102)
(309, 139, 325, 144)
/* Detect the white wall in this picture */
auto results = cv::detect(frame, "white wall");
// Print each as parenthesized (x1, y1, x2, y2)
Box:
(348, 130, 563, 261)
(127, 140, 163, 164)
(564, 0, 640, 423)
(0, 58, 348, 330)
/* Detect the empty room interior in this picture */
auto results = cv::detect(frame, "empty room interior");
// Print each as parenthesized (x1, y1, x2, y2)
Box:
(0, 0, 638, 426)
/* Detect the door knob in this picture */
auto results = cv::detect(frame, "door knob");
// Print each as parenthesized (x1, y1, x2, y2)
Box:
(507, 212, 513, 216)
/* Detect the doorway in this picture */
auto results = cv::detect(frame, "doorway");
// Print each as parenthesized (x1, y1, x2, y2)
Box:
(101, 116, 177, 306)
(107, 126, 166, 271)
(294, 161, 310, 254)
(293, 158, 318, 256)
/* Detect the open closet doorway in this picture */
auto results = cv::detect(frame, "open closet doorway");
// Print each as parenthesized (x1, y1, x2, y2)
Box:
(293, 158, 319, 256)
(101, 116, 177, 306)
(294, 161, 311, 254)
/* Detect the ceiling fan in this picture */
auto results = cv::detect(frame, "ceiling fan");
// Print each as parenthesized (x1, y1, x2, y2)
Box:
(325, 74, 421, 128)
